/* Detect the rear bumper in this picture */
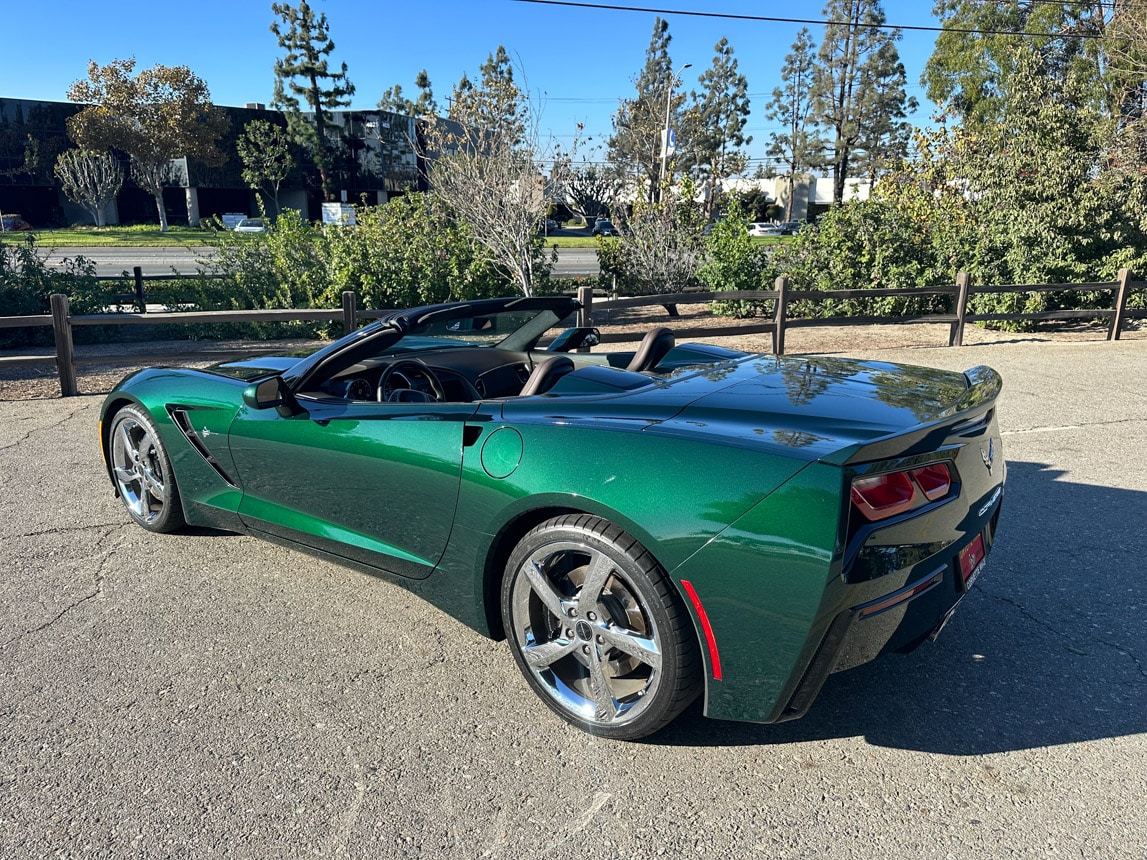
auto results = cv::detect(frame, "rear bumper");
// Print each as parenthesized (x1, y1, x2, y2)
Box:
(775, 503, 1002, 722)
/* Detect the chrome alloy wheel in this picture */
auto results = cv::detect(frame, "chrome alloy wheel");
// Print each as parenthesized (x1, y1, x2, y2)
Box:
(110, 413, 169, 526)
(509, 540, 664, 728)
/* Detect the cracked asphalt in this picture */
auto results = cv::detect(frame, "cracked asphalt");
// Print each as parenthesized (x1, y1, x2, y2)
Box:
(1, 340, 1144, 859)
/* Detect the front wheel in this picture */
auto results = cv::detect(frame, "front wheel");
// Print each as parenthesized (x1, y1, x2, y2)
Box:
(501, 514, 701, 740)
(108, 405, 185, 533)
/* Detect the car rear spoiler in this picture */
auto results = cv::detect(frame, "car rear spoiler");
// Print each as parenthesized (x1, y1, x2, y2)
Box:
(820, 366, 1003, 467)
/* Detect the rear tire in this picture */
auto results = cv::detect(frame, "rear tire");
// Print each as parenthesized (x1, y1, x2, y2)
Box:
(108, 405, 185, 533)
(501, 514, 701, 740)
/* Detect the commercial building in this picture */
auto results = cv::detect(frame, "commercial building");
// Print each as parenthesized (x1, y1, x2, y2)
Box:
(0, 97, 423, 228)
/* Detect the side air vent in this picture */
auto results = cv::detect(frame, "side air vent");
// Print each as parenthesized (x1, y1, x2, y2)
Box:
(168, 407, 239, 488)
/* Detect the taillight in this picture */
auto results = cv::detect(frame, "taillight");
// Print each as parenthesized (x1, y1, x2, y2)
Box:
(910, 463, 951, 501)
(851, 463, 953, 522)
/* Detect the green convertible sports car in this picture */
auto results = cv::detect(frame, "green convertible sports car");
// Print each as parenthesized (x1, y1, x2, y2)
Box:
(99, 296, 1005, 740)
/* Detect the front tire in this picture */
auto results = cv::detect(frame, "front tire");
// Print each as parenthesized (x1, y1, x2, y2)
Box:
(108, 405, 185, 533)
(501, 514, 701, 740)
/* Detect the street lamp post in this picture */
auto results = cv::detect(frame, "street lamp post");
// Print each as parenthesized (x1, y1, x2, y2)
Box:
(659, 61, 692, 199)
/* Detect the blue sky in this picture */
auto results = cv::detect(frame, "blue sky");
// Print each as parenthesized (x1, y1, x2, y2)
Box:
(7, 0, 943, 168)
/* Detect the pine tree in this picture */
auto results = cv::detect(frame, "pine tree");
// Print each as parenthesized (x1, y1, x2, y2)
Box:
(270, 0, 355, 202)
(449, 46, 526, 146)
(608, 17, 680, 199)
(765, 28, 825, 220)
(687, 38, 752, 217)
(853, 41, 917, 186)
(378, 70, 438, 119)
(810, 0, 913, 203)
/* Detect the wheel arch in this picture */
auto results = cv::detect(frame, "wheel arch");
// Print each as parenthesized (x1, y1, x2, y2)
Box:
(99, 395, 143, 488)
(480, 504, 581, 641)
(477, 500, 695, 650)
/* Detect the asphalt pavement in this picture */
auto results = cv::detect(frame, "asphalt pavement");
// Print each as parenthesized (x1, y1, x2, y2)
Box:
(39, 244, 602, 278)
(1, 339, 1144, 858)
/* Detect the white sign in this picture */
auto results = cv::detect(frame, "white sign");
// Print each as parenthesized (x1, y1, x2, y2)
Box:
(322, 203, 357, 226)
(661, 127, 677, 158)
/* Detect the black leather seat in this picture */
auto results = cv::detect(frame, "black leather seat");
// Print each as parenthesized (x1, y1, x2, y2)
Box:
(626, 327, 675, 372)
(519, 355, 575, 397)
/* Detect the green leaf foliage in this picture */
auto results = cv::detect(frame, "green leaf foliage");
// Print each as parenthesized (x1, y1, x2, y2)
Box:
(698, 203, 774, 318)
(772, 46, 1147, 328)
(0, 235, 104, 347)
(323, 194, 502, 309)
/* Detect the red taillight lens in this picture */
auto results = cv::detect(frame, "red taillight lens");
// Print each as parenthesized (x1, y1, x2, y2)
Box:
(851, 471, 916, 520)
(851, 462, 954, 522)
(909, 463, 951, 501)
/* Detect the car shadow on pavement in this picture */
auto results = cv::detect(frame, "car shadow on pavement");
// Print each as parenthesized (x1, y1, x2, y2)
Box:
(656, 460, 1147, 754)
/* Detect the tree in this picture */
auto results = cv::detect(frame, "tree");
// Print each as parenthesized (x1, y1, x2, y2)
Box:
(608, 17, 683, 200)
(923, 1, 1112, 126)
(852, 41, 917, 186)
(53, 149, 123, 226)
(448, 47, 527, 145)
(765, 28, 825, 220)
(687, 38, 752, 217)
(810, 0, 914, 203)
(605, 176, 705, 297)
(773, 45, 1147, 323)
(378, 69, 438, 119)
(271, 0, 355, 202)
(237, 120, 294, 218)
(562, 162, 625, 225)
(66, 58, 230, 231)
(425, 47, 556, 296)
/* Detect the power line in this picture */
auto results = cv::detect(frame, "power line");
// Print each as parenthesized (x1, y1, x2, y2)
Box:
(510, 0, 1107, 38)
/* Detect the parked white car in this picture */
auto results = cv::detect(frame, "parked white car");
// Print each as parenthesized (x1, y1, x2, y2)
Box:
(234, 218, 266, 233)
(748, 222, 783, 237)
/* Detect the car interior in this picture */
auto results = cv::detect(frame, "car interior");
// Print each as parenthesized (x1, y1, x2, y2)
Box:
(307, 325, 682, 404)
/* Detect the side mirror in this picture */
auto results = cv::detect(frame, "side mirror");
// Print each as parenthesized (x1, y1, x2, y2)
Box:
(547, 327, 601, 352)
(243, 376, 291, 410)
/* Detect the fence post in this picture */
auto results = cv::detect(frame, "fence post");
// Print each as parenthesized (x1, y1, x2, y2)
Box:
(950, 270, 971, 347)
(576, 285, 595, 353)
(1109, 269, 1131, 341)
(133, 266, 146, 313)
(576, 285, 594, 328)
(50, 293, 78, 397)
(341, 291, 358, 335)
(773, 276, 789, 356)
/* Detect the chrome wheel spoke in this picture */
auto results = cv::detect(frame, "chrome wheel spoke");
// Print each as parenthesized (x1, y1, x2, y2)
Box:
(579, 550, 615, 608)
(525, 559, 567, 620)
(140, 465, 165, 503)
(113, 464, 138, 486)
(137, 430, 156, 460)
(523, 637, 578, 670)
(117, 423, 139, 462)
(600, 625, 661, 672)
(587, 646, 619, 721)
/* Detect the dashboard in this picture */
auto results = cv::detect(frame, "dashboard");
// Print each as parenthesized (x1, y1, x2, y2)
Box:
(317, 348, 533, 403)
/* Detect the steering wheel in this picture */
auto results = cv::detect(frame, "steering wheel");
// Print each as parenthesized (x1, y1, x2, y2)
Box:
(377, 360, 446, 403)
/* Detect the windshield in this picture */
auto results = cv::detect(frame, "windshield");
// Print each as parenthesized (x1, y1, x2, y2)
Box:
(411, 309, 559, 346)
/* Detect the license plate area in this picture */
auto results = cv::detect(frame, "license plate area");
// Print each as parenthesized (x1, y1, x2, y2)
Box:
(958, 533, 986, 591)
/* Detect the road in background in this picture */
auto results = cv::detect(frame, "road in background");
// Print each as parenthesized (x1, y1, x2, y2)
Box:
(1, 341, 1144, 858)
(40, 245, 602, 278)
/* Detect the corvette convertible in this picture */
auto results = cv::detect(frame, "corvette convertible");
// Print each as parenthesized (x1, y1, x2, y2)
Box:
(99, 296, 1005, 740)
